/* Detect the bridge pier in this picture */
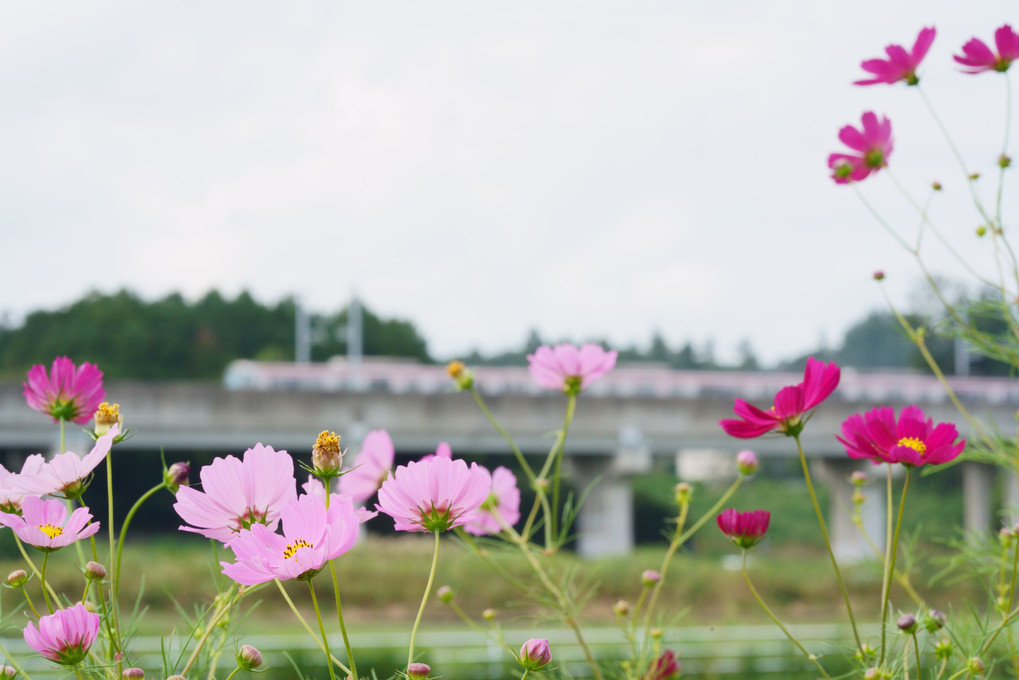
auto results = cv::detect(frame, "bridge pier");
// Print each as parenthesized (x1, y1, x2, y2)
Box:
(815, 459, 885, 562)
(569, 427, 652, 558)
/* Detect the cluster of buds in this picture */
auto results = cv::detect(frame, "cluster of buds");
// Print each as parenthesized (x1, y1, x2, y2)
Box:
(311, 430, 344, 477)
(446, 361, 474, 390)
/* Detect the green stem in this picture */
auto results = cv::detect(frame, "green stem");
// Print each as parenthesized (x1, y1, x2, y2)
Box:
(549, 393, 577, 548)
(181, 584, 244, 676)
(408, 531, 441, 670)
(40, 553, 53, 613)
(223, 668, 242, 680)
(115, 483, 167, 601)
(793, 434, 862, 653)
(105, 452, 123, 670)
(272, 580, 349, 673)
(1009, 538, 1019, 614)
(911, 631, 921, 680)
(742, 551, 832, 680)
(469, 386, 535, 483)
(308, 580, 337, 680)
(328, 560, 358, 680)
(882, 468, 911, 667)
(879, 464, 895, 662)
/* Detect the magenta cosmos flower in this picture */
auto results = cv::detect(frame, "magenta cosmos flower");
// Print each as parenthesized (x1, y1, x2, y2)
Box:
(10, 426, 119, 499)
(0, 496, 100, 552)
(838, 405, 965, 467)
(647, 650, 680, 680)
(23, 357, 105, 425)
(828, 112, 894, 184)
(338, 429, 394, 504)
(717, 508, 770, 549)
(376, 457, 490, 533)
(174, 443, 297, 544)
(24, 604, 100, 666)
(463, 466, 521, 536)
(855, 26, 936, 86)
(527, 343, 617, 395)
(518, 639, 551, 671)
(221, 493, 360, 584)
(954, 24, 1019, 74)
(720, 358, 840, 438)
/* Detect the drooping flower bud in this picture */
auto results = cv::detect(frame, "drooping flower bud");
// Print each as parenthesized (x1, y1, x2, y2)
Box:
(164, 462, 190, 493)
(518, 639, 551, 671)
(94, 402, 124, 438)
(312, 431, 344, 476)
(436, 585, 454, 603)
(641, 570, 661, 586)
(736, 450, 759, 476)
(897, 613, 917, 633)
(237, 645, 262, 671)
(6, 570, 28, 588)
(407, 663, 431, 680)
(85, 561, 107, 582)
(122, 668, 145, 679)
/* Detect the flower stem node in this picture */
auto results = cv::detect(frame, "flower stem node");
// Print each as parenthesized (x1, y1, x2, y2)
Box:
(436, 585, 455, 603)
(852, 490, 865, 505)
(518, 639, 551, 672)
(736, 450, 759, 476)
(446, 361, 474, 390)
(614, 599, 630, 616)
(896, 613, 917, 633)
(311, 430, 344, 477)
(237, 644, 262, 671)
(407, 663, 431, 680)
(482, 608, 496, 621)
(6, 570, 28, 588)
(84, 561, 107, 582)
(122, 668, 145, 679)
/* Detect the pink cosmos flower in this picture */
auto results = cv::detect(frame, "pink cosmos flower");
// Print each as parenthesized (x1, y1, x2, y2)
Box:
(221, 493, 360, 584)
(828, 112, 894, 184)
(10, 426, 119, 499)
(855, 27, 936, 86)
(23, 357, 105, 425)
(463, 466, 521, 536)
(0, 464, 27, 514)
(419, 441, 452, 463)
(518, 639, 552, 671)
(376, 457, 490, 533)
(174, 443, 297, 544)
(0, 496, 100, 552)
(954, 24, 1019, 74)
(527, 343, 618, 395)
(719, 358, 840, 438)
(646, 650, 680, 680)
(838, 405, 965, 467)
(716, 508, 770, 549)
(338, 430, 394, 504)
(24, 604, 100, 666)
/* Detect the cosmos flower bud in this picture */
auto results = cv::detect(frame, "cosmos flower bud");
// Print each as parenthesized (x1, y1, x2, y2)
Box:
(735, 450, 759, 476)
(519, 639, 551, 671)
(164, 462, 190, 493)
(897, 613, 917, 633)
(863, 669, 880, 680)
(977, 225, 988, 237)
(534, 477, 550, 493)
(482, 608, 497, 621)
(872, 270, 885, 281)
(614, 600, 630, 616)
(85, 561, 107, 582)
(641, 570, 661, 586)
(436, 586, 454, 603)
(1000, 154, 1012, 168)
(122, 668, 144, 679)
(1001, 527, 1014, 546)
(650, 627, 663, 640)
(969, 173, 981, 181)
(6, 570, 28, 588)
(311, 431, 343, 476)
(446, 361, 474, 390)
(0, 666, 15, 680)
(934, 639, 953, 660)
(94, 402, 123, 438)
(967, 657, 984, 673)
(922, 609, 946, 632)
(931, 181, 942, 191)
(674, 482, 692, 504)
(855, 644, 876, 661)
(237, 645, 262, 671)
(850, 471, 868, 486)
(407, 663, 431, 680)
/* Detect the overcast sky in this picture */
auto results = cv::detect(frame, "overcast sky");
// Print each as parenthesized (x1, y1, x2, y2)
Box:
(2, 2, 1016, 365)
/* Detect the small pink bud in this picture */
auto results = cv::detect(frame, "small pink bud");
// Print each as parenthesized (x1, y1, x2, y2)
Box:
(897, 613, 917, 633)
(931, 181, 942, 191)
(519, 639, 551, 671)
(850, 471, 867, 486)
(736, 450, 759, 475)
(863, 669, 880, 680)
(968, 657, 984, 673)
(436, 585, 454, 603)
(641, 569, 661, 586)
(165, 462, 190, 493)
(237, 645, 262, 670)
(6, 569, 28, 588)
(407, 663, 431, 680)
(85, 561, 107, 581)
(614, 599, 630, 616)
(0, 665, 16, 680)
(122, 668, 145, 679)
(872, 270, 885, 281)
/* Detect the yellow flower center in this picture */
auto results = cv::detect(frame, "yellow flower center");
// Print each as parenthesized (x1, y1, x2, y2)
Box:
(282, 538, 313, 559)
(39, 523, 64, 539)
(446, 360, 465, 378)
(897, 437, 927, 455)
(314, 430, 341, 455)
(95, 402, 120, 426)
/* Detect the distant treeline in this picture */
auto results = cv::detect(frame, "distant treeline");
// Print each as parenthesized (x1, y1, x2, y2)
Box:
(0, 289, 1010, 380)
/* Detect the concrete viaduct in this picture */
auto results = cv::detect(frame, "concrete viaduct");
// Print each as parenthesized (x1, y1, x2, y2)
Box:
(2, 359, 1017, 557)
